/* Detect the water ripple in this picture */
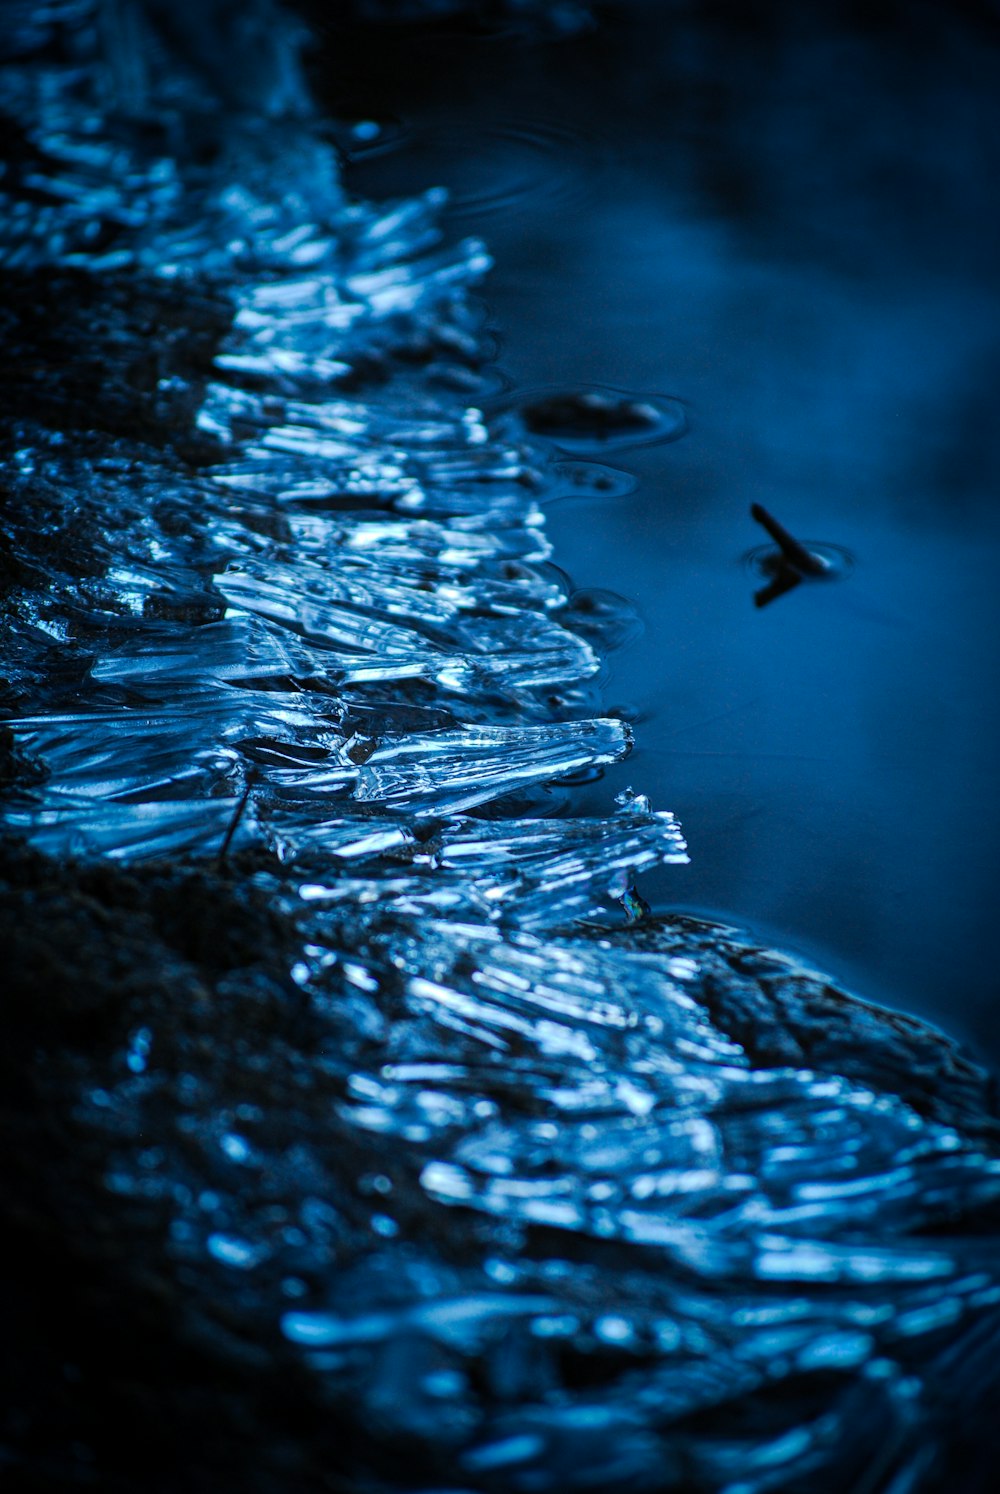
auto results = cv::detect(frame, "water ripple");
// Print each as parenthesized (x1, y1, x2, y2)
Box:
(492, 383, 689, 454)
(386, 118, 600, 222)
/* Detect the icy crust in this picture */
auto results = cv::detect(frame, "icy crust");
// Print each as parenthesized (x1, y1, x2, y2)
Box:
(0, 4, 672, 914)
(0, 5, 999, 1493)
(9, 857, 998, 1494)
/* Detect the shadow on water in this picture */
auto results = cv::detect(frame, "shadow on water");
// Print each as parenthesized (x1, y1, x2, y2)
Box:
(324, 0, 1000, 1064)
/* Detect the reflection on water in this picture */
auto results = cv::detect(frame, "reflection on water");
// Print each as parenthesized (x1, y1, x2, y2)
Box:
(744, 504, 854, 608)
(338, 0, 1000, 1062)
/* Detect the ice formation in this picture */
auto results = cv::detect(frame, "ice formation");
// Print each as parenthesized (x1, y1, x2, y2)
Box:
(1, 3, 998, 1491)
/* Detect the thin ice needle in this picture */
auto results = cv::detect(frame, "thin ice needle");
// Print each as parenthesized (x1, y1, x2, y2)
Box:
(218, 779, 254, 866)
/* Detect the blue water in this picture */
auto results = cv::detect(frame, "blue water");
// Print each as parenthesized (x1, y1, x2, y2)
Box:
(339, 0, 1000, 1063)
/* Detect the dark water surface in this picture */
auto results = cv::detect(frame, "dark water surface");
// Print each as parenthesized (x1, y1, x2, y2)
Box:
(330, 1, 1000, 1063)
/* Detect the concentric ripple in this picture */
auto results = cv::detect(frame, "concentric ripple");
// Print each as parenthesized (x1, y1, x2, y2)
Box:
(355, 117, 601, 222)
(491, 382, 690, 454)
(745, 540, 855, 582)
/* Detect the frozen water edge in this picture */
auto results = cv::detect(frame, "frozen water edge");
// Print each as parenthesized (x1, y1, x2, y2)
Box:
(0, 0, 681, 918)
(0, 4, 998, 1492)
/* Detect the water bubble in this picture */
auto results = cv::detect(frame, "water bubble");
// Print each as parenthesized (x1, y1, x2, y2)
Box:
(491, 384, 688, 454)
(542, 459, 639, 503)
(331, 116, 410, 161)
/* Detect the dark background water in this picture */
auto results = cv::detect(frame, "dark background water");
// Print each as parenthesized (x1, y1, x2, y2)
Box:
(315, 0, 1000, 1064)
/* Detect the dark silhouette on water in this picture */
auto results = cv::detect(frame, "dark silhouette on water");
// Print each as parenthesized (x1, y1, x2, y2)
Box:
(750, 502, 834, 607)
(750, 503, 831, 578)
